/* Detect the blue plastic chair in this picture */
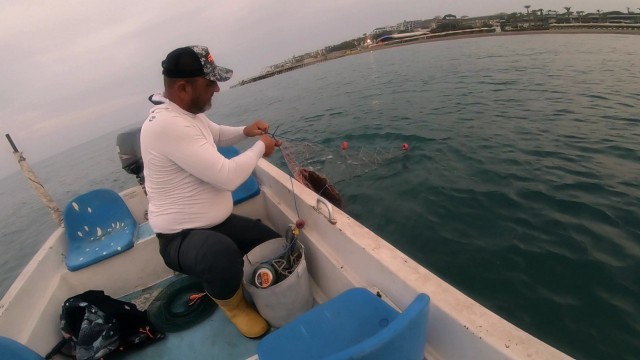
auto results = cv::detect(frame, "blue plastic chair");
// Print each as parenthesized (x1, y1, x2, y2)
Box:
(218, 146, 261, 204)
(63, 189, 137, 271)
(0, 336, 44, 360)
(258, 287, 430, 360)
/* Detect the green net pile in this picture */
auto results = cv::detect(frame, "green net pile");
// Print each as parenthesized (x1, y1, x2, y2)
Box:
(147, 276, 217, 333)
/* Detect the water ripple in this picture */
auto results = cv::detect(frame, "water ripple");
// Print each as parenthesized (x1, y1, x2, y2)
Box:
(1, 33, 637, 360)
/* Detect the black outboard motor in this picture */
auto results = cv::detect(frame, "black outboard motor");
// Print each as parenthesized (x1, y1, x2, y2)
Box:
(116, 127, 145, 190)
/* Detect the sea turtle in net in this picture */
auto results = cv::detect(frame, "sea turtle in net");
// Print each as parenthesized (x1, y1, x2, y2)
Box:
(298, 168, 343, 209)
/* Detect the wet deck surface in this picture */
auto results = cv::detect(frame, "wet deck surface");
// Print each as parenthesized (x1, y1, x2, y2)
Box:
(114, 276, 261, 360)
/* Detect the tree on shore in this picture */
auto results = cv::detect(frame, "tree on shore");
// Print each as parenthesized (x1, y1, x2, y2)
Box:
(524, 5, 531, 27)
(325, 35, 368, 53)
(564, 6, 572, 22)
(537, 9, 544, 26)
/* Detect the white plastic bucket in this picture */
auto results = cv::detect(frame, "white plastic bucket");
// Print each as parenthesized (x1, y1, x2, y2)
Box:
(243, 238, 313, 328)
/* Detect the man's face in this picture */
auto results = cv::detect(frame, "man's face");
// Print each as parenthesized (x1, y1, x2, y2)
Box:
(186, 77, 220, 114)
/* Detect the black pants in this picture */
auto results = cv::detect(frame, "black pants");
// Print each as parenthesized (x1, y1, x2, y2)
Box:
(157, 214, 280, 300)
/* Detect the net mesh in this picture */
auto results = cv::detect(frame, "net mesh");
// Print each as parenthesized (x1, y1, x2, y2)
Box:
(277, 140, 407, 208)
(280, 142, 343, 208)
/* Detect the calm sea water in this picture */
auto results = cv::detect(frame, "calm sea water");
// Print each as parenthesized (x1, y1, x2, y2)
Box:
(1, 34, 639, 359)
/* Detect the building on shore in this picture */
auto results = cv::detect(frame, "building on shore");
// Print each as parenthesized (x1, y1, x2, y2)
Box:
(232, 9, 640, 88)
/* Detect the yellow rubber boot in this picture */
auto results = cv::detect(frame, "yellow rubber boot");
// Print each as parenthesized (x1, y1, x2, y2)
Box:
(211, 287, 269, 338)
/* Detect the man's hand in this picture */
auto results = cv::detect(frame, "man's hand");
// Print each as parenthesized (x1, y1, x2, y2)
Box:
(244, 120, 269, 137)
(260, 135, 282, 157)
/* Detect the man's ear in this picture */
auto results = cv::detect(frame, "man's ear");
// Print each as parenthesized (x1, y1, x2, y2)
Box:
(176, 80, 190, 96)
(176, 80, 193, 99)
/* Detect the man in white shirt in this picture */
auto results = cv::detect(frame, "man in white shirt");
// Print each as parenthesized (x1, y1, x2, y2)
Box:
(141, 45, 280, 338)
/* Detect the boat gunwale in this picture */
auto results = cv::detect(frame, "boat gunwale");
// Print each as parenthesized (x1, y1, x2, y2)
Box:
(0, 159, 570, 359)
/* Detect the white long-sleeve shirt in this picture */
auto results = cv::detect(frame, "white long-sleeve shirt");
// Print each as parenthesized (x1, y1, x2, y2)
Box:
(140, 94, 265, 233)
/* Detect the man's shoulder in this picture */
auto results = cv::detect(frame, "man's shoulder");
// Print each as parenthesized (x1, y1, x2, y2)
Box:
(145, 105, 187, 125)
(196, 113, 218, 125)
(141, 109, 182, 138)
(142, 108, 207, 142)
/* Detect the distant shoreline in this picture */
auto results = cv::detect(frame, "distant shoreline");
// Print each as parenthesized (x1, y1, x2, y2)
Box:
(364, 29, 640, 50)
(233, 29, 639, 88)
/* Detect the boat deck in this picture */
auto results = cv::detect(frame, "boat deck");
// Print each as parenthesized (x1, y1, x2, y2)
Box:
(114, 276, 262, 360)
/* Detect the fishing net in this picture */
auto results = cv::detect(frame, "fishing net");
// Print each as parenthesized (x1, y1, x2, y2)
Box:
(271, 227, 304, 283)
(280, 141, 343, 208)
(277, 139, 408, 208)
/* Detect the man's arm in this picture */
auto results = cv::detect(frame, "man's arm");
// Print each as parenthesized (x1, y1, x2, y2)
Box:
(206, 118, 270, 147)
(157, 118, 265, 191)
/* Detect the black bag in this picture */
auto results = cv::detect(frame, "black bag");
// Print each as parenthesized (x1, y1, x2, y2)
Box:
(46, 290, 164, 360)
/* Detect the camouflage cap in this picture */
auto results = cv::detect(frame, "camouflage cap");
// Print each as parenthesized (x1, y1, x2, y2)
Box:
(161, 45, 233, 82)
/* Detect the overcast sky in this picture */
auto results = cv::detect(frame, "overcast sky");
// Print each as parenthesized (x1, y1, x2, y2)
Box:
(0, 0, 633, 177)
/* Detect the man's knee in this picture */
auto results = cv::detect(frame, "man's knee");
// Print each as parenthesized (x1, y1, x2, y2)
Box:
(181, 230, 244, 283)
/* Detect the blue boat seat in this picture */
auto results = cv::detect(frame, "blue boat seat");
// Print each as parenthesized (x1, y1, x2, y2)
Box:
(0, 336, 44, 360)
(218, 146, 261, 204)
(63, 189, 137, 271)
(258, 287, 430, 360)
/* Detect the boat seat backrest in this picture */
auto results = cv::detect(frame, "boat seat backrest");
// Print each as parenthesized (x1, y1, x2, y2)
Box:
(63, 188, 137, 272)
(257, 287, 430, 360)
(218, 146, 261, 204)
(0, 336, 43, 360)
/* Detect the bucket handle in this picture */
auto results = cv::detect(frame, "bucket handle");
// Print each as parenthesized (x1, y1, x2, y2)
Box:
(315, 197, 337, 225)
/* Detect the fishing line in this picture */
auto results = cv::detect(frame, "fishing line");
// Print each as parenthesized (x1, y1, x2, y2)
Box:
(289, 176, 301, 220)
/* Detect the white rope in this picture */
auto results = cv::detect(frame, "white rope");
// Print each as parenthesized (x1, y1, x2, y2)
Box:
(14, 151, 63, 226)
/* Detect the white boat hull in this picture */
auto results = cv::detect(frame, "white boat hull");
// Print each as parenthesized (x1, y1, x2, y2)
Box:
(0, 159, 570, 359)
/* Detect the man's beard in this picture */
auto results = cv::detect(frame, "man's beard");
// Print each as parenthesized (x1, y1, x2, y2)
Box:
(189, 98, 212, 114)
